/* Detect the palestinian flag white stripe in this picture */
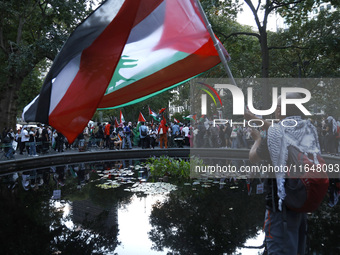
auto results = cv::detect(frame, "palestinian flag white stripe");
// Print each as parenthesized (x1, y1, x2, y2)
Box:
(49, 54, 81, 114)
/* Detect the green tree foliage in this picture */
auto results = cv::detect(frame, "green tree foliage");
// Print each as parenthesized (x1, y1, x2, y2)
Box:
(209, 18, 262, 78)
(237, 0, 319, 77)
(200, 0, 240, 17)
(197, 0, 338, 79)
(276, 0, 339, 25)
(0, 0, 95, 131)
(199, 0, 339, 112)
(171, 83, 190, 108)
(268, 10, 340, 116)
(269, 10, 339, 78)
(17, 62, 49, 111)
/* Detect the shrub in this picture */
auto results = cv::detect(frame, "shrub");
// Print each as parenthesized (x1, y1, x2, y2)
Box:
(147, 156, 190, 179)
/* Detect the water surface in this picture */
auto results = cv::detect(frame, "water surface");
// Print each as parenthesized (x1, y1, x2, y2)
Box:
(0, 160, 338, 254)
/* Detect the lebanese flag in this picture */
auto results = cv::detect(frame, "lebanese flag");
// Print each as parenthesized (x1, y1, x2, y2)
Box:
(120, 111, 125, 123)
(138, 112, 146, 123)
(174, 118, 180, 123)
(22, 0, 229, 143)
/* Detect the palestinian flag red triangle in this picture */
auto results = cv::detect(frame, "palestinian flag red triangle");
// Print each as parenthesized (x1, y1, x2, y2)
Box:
(138, 112, 146, 123)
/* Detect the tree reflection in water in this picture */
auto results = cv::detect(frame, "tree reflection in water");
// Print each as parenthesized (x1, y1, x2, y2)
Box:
(148, 182, 265, 255)
(0, 160, 134, 255)
(307, 202, 340, 255)
(0, 159, 339, 255)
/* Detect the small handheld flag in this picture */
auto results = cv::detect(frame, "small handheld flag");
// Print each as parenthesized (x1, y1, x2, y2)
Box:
(149, 106, 160, 122)
(159, 108, 166, 114)
(114, 118, 119, 128)
(184, 114, 197, 121)
(138, 112, 146, 123)
(120, 111, 125, 124)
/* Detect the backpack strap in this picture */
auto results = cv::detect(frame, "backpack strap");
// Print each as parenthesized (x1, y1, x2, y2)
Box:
(271, 181, 276, 213)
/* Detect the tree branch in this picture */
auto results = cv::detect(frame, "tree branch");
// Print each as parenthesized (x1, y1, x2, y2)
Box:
(244, 0, 263, 30)
(268, 45, 309, 50)
(240, 241, 266, 249)
(269, 0, 305, 12)
(16, 17, 24, 44)
(16, 0, 40, 44)
(24, 0, 40, 19)
(256, 0, 261, 13)
(219, 31, 261, 41)
(0, 26, 5, 52)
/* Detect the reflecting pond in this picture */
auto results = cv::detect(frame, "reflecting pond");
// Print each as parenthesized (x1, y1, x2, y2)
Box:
(0, 160, 339, 255)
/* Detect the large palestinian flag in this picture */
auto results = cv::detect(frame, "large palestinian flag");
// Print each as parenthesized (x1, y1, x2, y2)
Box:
(22, 0, 230, 142)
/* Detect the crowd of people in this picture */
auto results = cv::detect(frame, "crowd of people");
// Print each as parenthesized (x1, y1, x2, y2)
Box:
(1, 104, 340, 254)
(0, 114, 339, 159)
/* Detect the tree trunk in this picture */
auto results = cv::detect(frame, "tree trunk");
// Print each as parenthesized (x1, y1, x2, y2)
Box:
(259, 28, 270, 110)
(260, 30, 269, 78)
(0, 79, 22, 133)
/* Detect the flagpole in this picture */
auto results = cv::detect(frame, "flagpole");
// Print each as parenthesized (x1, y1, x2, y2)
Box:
(194, 0, 237, 86)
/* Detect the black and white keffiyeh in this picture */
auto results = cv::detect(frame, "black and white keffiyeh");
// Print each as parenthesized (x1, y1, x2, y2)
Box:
(327, 116, 338, 134)
(267, 116, 320, 210)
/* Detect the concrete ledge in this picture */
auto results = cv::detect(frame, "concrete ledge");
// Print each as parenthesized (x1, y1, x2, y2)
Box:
(0, 148, 189, 174)
(1, 148, 339, 175)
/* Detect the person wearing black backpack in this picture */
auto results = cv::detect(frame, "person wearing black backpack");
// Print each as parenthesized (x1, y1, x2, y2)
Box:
(139, 122, 148, 149)
(246, 92, 328, 255)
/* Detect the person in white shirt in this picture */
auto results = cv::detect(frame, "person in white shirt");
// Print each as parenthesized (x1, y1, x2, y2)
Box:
(182, 125, 190, 146)
(20, 126, 30, 155)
